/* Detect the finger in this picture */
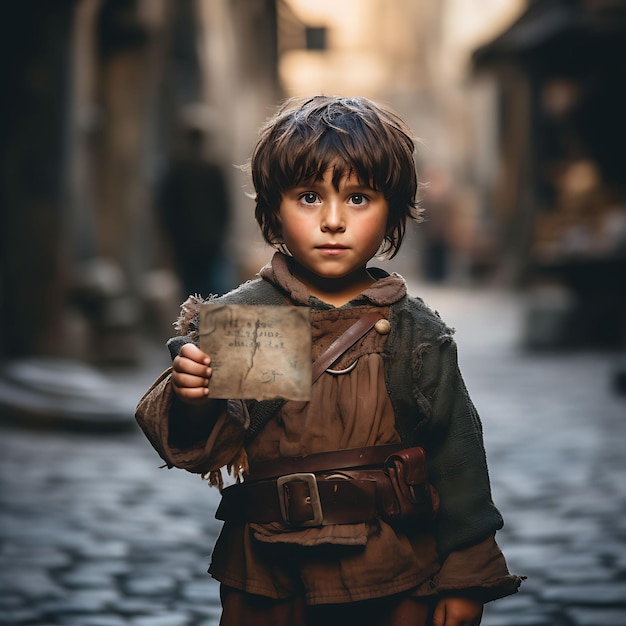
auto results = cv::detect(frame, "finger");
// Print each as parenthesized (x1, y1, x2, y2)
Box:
(175, 385, 210, 400)
(432, 601, 446, 626)
(173, 355, 212, 378)
(172, 371, 211, 390)
(179, 343, 211, 365)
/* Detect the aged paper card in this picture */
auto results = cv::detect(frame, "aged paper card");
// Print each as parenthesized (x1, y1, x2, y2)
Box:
(199, 304, 311, 401)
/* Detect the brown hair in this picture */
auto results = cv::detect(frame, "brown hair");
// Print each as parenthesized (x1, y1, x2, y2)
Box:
(250, 95, 421, 258)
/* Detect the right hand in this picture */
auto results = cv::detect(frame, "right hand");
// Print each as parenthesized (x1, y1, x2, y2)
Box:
(171, 343, 213, 405)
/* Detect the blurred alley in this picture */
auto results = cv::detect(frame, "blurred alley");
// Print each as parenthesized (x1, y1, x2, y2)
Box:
(2, 1, 626, 625)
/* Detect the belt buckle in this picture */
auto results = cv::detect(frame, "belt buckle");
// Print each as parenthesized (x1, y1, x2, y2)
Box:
(276, 473, 323, 527)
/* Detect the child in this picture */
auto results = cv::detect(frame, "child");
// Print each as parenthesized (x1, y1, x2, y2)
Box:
(136, 95, 522, 626)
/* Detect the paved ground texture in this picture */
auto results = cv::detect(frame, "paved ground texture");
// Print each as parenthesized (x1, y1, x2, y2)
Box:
(1, 285, 626, 626)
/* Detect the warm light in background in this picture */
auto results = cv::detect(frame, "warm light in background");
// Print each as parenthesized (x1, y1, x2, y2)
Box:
(280, 0, 525, 97)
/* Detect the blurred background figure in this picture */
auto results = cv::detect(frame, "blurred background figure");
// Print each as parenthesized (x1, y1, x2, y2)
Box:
(156, 106, 233, 299)
(419, 167, 454, 283)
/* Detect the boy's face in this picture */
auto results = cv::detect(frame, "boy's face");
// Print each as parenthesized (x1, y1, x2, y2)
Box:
(278, 168, 389, 283)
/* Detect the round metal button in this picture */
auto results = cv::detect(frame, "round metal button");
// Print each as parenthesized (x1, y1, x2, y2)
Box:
(374, 319, 391, 335)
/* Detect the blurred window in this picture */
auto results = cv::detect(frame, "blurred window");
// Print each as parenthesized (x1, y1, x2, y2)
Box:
(305, 26, 327, 51)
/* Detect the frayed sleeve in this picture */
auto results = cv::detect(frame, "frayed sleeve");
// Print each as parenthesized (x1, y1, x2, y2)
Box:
(134, 368, 246, 479)
(430, 535, 524, 602)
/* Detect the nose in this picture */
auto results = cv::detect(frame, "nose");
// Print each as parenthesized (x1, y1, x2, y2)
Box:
(320, 201, 345, 232)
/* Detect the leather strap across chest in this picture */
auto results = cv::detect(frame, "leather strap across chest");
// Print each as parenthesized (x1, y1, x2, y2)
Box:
(311, 311, 383, 383)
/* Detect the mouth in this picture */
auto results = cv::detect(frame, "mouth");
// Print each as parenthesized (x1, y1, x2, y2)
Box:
(316, 244, 349, 255)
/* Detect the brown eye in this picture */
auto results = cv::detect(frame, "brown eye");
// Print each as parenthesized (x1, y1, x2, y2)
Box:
(349, 194, 367, 205)
(300, 193, 319, 205)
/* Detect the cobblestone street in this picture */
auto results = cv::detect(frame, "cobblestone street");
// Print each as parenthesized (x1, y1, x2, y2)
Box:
(1, 285, 626, 626)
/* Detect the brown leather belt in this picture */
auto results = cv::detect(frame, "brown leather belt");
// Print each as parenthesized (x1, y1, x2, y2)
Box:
(215, 444, 405, 527)
(216, 475, 379, 526)
(247, 443, 405, 481)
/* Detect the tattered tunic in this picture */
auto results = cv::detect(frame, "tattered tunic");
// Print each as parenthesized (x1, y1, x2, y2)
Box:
(135, 252, 522, 606)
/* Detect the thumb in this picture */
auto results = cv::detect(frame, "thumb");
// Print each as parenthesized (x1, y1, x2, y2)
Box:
(432, 600, 447, 626)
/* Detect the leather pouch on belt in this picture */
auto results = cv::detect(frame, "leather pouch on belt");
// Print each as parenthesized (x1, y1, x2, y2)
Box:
(381, 446, 440, 526)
